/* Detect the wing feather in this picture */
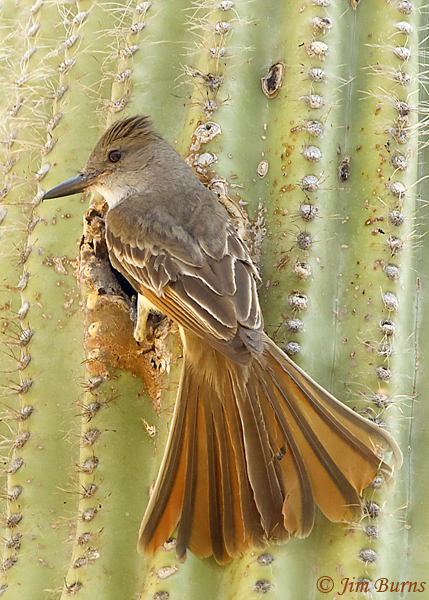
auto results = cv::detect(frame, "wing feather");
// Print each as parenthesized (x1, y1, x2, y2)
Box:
(105, 198, 264, 357)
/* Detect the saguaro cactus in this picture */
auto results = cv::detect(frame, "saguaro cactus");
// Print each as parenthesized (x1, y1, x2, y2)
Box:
(0, 1, 427, 598)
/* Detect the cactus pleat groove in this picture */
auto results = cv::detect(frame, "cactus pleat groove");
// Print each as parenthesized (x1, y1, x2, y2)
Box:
(0, 1, 427, 598)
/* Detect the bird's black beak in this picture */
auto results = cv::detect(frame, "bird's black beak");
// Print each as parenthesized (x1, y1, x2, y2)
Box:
(43, 172, 99, 200)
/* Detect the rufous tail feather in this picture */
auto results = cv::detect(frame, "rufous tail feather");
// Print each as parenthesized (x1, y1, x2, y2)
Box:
(138, 331, 402, 564)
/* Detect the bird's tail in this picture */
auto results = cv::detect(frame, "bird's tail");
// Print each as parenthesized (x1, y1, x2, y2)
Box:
(138, 331, 402, 564)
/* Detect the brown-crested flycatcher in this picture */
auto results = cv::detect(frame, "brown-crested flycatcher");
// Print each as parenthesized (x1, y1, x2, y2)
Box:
(44, 115, 402, 564)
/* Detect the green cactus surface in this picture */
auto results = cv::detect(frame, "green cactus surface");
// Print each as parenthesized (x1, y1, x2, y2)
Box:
(0, 1, 428, 598)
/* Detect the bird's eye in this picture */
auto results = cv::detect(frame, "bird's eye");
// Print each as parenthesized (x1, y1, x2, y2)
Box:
(108, 149, 122, 163)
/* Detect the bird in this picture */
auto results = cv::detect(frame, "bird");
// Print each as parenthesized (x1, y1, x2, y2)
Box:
(43, 115, 402, 565)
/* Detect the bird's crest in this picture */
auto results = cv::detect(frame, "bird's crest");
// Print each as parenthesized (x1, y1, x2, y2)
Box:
(102, 115, 161, 148)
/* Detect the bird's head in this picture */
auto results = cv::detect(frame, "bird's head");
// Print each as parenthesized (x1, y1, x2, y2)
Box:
(43, 115, 162, 207)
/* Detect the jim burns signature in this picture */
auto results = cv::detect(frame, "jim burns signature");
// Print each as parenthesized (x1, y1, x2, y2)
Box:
(316, 576, 426, 595)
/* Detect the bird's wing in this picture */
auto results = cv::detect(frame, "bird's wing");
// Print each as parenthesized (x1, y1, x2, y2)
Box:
(105, 195, 263, 359)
